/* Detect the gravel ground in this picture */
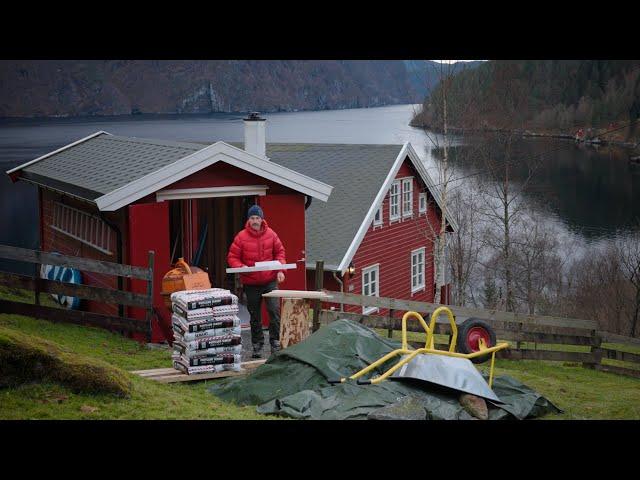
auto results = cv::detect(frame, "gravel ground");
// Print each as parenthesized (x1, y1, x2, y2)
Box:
(240, 328, 277, 362)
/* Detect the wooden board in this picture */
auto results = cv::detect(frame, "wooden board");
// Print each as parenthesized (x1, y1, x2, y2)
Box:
(0, 271, 152, 308)
(226, 264, 297, 274)
(263, 290, 331, 300)
(592, 364, 640, 379)
(0, 244, 152, 280)
(280, 298, 310, 348)
(0, 299, 149, 333)
(324, 291, 599, 330)
(130, 360, 266, 383)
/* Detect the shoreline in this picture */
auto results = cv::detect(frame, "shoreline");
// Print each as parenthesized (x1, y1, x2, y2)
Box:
(409, 120, 639, 149)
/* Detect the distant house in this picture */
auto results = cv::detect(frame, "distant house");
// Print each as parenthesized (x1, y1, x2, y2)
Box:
(6, 114, 455, 342)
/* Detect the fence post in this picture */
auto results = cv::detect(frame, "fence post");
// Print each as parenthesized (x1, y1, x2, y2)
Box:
(145, 250, 155, 343)
(33, 262, 41, 306)
(387, 308, 395, 338)
(583, 329, 603, 370)
(312, 260, 324, 332)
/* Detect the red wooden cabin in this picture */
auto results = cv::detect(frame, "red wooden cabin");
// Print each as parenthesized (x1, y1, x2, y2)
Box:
(7, 114, 455, 342)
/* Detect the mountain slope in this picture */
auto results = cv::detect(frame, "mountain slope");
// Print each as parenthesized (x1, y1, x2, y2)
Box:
(0, 60, 421, 118)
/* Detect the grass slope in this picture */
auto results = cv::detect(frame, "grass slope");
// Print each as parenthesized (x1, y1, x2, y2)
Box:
(1, 286, 638, 419)
(0, 287, 267, 420)
(377, 329, 640, 419)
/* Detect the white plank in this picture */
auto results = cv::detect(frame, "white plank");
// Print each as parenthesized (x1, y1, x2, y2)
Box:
(262, 290, 331, 299)
(225, 264, 297, 274)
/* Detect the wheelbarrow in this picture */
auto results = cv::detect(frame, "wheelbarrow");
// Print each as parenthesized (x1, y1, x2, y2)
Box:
(328, 307, 510, 402)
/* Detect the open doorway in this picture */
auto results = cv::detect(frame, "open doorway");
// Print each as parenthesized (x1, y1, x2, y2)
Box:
(168, 196, 253, 298)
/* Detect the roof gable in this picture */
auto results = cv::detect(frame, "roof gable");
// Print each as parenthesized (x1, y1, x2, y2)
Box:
(95, 141, 332, 211)
(7, 133, 333, 210)
(270, 142, 457, 273)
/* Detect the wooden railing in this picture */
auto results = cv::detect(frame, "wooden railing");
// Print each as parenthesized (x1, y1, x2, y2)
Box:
(315, 290, 640, 379)
(0, 244, 155, 341)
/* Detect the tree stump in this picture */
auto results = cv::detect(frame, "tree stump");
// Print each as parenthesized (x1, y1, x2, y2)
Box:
(280, 298, 310, 349)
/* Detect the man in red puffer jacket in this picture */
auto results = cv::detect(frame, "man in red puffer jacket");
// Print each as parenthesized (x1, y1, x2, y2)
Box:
(227, 205, 286, 358)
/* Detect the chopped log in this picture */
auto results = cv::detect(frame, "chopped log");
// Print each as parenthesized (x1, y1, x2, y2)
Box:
(280, 298, 310, 349)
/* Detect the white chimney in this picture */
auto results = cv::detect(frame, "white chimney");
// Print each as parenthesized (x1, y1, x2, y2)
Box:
(243, 111, 266, 157)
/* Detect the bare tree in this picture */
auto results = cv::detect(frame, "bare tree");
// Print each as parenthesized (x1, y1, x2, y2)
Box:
(475, 133, 538, 312)
(411, 60, 484, 304)
(446, 185, 483, 306)
(511, 214, 562, 314)
(616, 229, 640, 336)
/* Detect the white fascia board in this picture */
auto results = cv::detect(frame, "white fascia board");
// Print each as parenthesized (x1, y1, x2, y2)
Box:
(220, 143, 333, 202)
(156, 185, 268, 202)
(336, 143, 410, 274)
(95, 141, 334, 211)
(405, 143, 459, 232)
(6, 131, 112, 175)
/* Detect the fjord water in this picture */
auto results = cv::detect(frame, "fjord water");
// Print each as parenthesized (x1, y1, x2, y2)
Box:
(0, 104, 638, 273)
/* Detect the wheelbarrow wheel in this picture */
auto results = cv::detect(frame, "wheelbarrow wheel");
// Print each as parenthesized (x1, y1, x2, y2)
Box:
(456, 318, 497, 364)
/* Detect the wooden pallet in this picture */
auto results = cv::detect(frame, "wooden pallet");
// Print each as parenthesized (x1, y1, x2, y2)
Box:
(130, 360, 266, 383)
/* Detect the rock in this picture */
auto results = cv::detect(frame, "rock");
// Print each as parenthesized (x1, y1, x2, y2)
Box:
(367, 396, 427, 420)
(459, 393, 488, 420)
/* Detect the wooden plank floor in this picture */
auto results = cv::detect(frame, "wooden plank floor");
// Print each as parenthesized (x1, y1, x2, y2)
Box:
(131, 359, 266, 383)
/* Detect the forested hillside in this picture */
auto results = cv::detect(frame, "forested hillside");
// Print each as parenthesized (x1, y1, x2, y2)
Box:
(0, 60, 422, 118)
(412, 60, 640, 142)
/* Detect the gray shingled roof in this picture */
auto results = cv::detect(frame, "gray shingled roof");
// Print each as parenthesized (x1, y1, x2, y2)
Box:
(16, 134, 409, 270)
(22, 134, 204, 200)
(264, 143, 404, 270)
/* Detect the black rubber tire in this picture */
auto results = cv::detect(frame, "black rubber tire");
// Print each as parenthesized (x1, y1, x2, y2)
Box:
(456, 318, 497, 364)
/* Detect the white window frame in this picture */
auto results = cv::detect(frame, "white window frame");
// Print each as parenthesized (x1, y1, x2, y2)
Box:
(50, 202, 113, 255)
(373, 204, 383, 228)
(419, 192, 427, 214)
(411, 247, 426, 294)
(389, 180, 401, 222)
(362, 264, 380, 314)
(402, 177, 413, 218)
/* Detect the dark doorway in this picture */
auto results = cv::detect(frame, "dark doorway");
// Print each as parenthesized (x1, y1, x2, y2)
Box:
(168, 196, 253, 298)
(195, 196, 253, 296)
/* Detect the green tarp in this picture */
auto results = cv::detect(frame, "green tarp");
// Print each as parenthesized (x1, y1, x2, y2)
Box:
(209, 319, 561, 420)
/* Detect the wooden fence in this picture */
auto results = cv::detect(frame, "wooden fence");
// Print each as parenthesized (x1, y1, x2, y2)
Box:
(315, 290, 640, 379)
(0, 244, 155, 341)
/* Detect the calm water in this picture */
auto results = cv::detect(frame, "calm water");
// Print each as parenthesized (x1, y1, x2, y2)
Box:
(1, 104, 638, 272)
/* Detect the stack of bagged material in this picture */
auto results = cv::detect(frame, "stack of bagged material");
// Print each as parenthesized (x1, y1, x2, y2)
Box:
(170, 288, 243, 375)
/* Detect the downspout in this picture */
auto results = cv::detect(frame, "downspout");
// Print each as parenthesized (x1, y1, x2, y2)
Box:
(305, 196, 312, 210)
(99, 212, 124, 318)
(333, 271, 344, 312)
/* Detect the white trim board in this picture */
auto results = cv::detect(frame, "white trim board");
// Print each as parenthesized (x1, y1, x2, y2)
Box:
(95, 141, 333, 211)
(335, 142, 457, 275)
(405, 143, 458, 232)
(6, 131, 112, 176)
(156, 185, 268, 202)
(226, 264, 297, 273)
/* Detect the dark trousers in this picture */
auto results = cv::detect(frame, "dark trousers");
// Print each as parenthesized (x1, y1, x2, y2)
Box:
(244, 281, 280, 346)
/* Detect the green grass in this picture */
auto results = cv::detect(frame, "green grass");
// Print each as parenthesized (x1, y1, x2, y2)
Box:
(0, 286, 268, 420)
(1, 286, 639, 419)
(375, 328, 640, 419)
